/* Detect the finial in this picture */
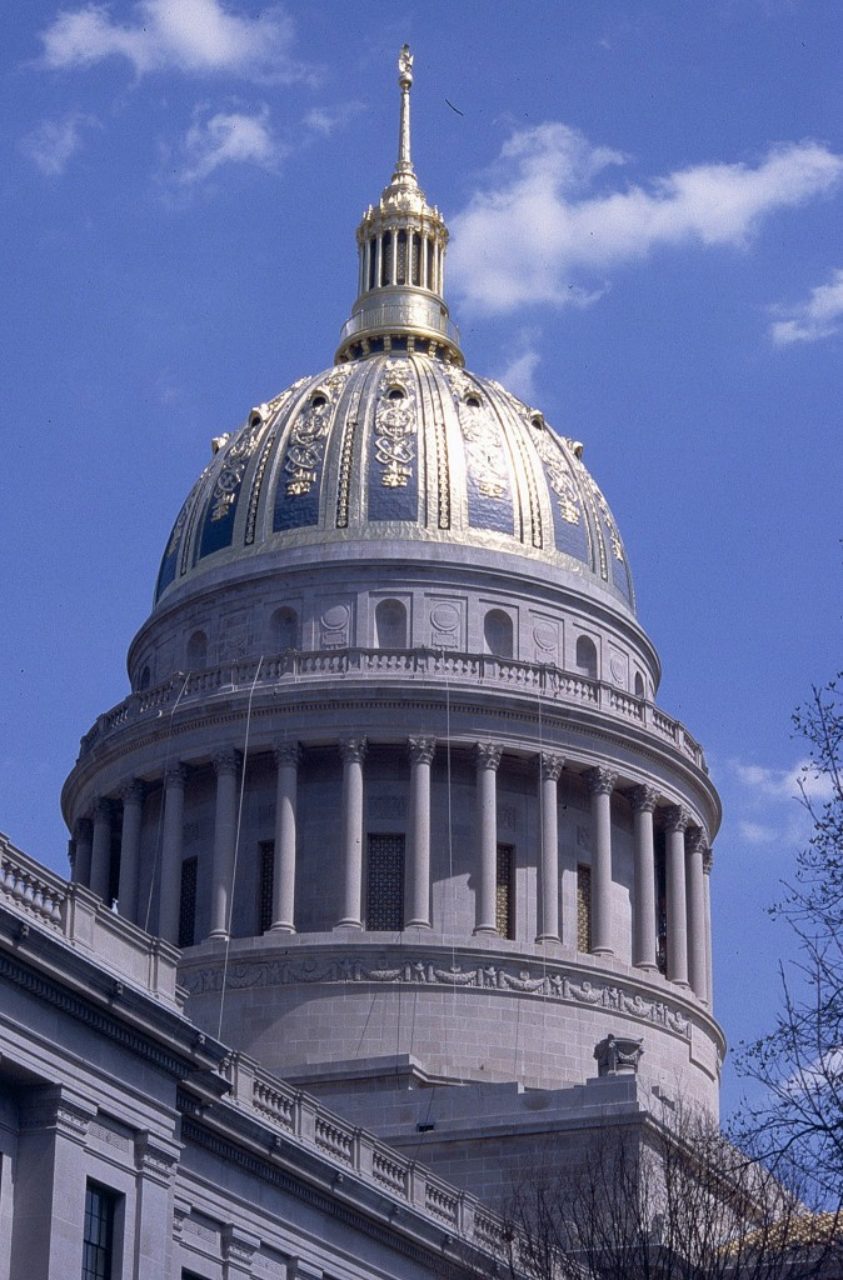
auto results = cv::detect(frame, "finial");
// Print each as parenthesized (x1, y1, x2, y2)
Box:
(395, 44, 415, 182)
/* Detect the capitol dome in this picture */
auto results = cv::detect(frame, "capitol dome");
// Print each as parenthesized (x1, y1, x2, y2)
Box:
(62, 48, 723, 1152)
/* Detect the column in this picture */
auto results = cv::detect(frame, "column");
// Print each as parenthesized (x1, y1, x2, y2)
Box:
(630, 785, 659, 971)
(474, 743, 503, 935)
(537, 754, 564, 943)
(133, 1134, 179, 1277)
(407, 737, 435, 928)
(271, 743, 301, 933)
(337, 738, 367, 928)
(703, 847, 714, 1006)
(90, 797, 113, 903)
(117, 780, 144, 922)
(73, 817, 93, 885)
(664, 805, 690, 986)
(585, 768, 617, 955)
(159, 765, 188, 945)
(686, 828, 708, 999)
(209, 751, 240, 940)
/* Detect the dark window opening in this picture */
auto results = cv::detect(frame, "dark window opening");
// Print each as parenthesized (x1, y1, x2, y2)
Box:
(83, 1182, 118, 1280)
(368, 238, 377, 290)
(577, 864, 592, 952)
(410, 231, 421, 284)
(465, 394, 481, 408)
(426, 238, 434, 289)
(381, 231, 393, 286)
(387, 386, 406, 401)
(496, 843, 515, 938)
(258, 839, 274, 934)
(178, 856, 198, 948)
(367, 834, 404, 931)
(139, 665, 151, 691)
(396, 229, 407, 285)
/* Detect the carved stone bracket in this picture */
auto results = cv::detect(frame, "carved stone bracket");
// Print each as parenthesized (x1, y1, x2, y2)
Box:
(594, 1032, 644, 1076)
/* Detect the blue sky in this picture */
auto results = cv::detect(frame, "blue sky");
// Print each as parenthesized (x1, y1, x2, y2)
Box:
(2, 1, 841, 1117)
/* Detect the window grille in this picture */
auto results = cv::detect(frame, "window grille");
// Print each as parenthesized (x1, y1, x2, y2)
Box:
(258, 840, 274, 934)
(82, 1182, 117, 1280)
(366, 834, 404, 931)
(577, 864, 592, 952)
(496, 843, 515, 939)
(178, 856, 198, 948)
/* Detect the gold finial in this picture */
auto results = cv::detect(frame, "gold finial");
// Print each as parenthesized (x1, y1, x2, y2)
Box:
(395, 44, 415, 181)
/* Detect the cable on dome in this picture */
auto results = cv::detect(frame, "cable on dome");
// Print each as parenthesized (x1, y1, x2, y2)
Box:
(143, 672, 191, 935)
(217, 656, 263, 1042)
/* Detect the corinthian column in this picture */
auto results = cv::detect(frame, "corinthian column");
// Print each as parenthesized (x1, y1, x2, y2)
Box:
(209, 751, 240, 940)
(585, 768, 617, 955)
(686, 828, 708, 1000)
(407, 737, 435, 928)
(630, 785, 659, 971)
(90, 798, 113, 903)
(117, 780, 144, 922)
(703, 847, 714, 1006)
(159, 765, 187, 945)
(271, 743, 301, 933)
(337, 738, 367, 928)
(474, 743, 503, 935)
(664, 805, 690, 987)
(537, 754, 564, 943)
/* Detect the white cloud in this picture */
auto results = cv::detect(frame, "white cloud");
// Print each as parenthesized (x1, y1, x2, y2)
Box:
(769, 267, 843, 345)
(732, 758, 833, 804)
(448, 123, 843, 314)
(20, 111, 99, 174)
(301, 103, 363, 138)
(493, 343, 542, 403)
(40, 0, 315, 83)
(175, 107, 282, 183)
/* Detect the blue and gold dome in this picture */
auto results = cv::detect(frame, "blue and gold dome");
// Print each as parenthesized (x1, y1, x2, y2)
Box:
(155, 46, 634, 616)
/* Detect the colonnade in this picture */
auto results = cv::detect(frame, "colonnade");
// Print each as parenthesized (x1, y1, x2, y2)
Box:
(360, 227, 444, 295)
(70, 739, 714, 1003)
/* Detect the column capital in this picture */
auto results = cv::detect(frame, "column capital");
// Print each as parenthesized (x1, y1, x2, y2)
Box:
(663, 804, 691, 833)
(686, 826, 708, 856)
(119, 778, 145, 806)
(274, 741, 302, 767)
(409, 736, 436, 765)
(475, 742, 503, 772)
(585, 767, 617, 797)
(339, 736, 368, 764)
(75, 816, 92, 839)
(538, 752, 564, 782)
(630, 783, 659, 813)
(164, 763, 188, 789)
(702, 847, 714, 875)
(94, 796, 113, 819)
(213, 750, 240, 777)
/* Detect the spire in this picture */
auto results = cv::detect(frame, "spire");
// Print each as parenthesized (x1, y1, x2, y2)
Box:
(394, 44, 415, 184)
(335, 48, 463, 366)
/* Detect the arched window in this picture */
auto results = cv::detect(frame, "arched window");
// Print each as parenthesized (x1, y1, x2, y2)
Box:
(575, 635, 598, 679)
(270, 606, 299, 651)
(634, 671, 646, 698)
(138, 665, 151, 692)
(484, 609, 514, 659)
(375, 599, 407, 650)
(381, 231, 392, 286)
(186, 629, 207, 670)
(368, 237, 377, 290)
(396, 229, 407, 285)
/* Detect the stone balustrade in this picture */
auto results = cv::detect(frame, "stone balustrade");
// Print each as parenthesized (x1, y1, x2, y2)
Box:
(219, 1051, 502, 1251)
(78, 647, 707, 772)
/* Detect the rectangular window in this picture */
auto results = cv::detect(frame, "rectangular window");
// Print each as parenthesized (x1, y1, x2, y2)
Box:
(258, 839, 274, 934)
(82, 1182, 118, 1280)
(496, 843, 515, 939)
(366, 834, 405, 931)
(178, 856, 198, 948)
(577, 864, 592, 952)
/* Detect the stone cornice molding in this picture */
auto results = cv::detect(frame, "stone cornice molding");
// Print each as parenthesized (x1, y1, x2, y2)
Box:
(663, 804, 691, 833)
(585, 766, 617, 796)
(475, 742, 503, 772)
(134, 1132, 180, 1185)
(273, 741, 302, 768)
(18, 1086, 96, 1144)
(538, 752, 564, 782)
(339, 737, 368, 764)
(630, 784, 659, 813)
(408, 736, 436, 765)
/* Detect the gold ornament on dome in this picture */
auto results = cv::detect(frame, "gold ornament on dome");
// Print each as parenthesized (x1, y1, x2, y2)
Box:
(209, 418, 263, 521)
(375, 369, 417, 488)
(533, 430, 582, 525)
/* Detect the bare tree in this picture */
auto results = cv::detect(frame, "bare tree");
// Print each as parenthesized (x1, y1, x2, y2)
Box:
(494, 1107, 838, 1280)
(738, 675, 843, 1209)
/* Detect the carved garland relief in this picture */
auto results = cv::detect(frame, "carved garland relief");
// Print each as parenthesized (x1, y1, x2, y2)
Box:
(374, 362, 417, 488)
(284, 366, 351, 498)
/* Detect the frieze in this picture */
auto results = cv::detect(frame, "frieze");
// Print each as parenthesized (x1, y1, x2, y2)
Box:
(181, 952, 691, 1038)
